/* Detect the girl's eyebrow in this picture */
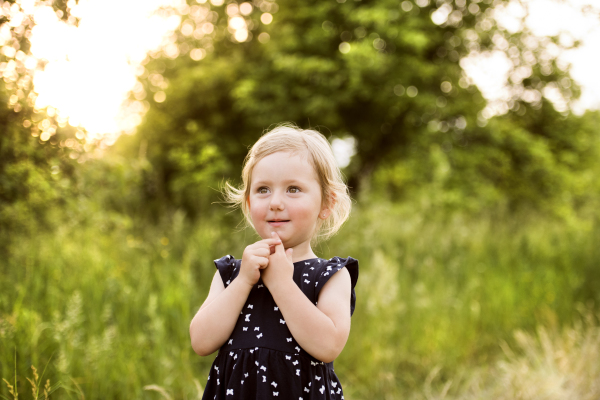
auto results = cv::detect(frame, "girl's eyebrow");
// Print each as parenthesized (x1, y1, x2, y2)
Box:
(253, 179, 307, 186)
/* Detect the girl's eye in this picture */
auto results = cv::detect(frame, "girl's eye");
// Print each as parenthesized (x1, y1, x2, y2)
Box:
(288, 186, 301, 193)
(258, 187, 269, 194)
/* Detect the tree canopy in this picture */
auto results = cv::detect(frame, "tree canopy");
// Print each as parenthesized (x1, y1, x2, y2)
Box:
(1, 0, 599, 228)
(114, 0, 600, 219)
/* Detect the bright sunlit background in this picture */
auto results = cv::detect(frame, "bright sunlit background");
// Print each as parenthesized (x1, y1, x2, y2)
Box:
(2, 0, 598, 143)
(28, 0, 186, 145)
(461, 0, 600, 117)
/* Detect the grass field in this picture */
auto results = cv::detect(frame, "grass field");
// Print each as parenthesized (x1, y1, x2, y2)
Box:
(1, 200, 599, 399)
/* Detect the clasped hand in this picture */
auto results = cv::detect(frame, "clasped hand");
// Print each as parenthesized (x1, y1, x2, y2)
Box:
(239, 232, 294, 289)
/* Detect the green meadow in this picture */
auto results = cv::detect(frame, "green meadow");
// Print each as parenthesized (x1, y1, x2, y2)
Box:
(2, 200, 599, 399)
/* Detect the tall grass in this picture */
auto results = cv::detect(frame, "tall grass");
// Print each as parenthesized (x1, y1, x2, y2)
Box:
(419, 312, 600, 400)
(1, 201, 599, 399)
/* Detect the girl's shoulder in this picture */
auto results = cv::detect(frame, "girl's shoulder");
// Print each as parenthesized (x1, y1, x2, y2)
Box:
(313, 256, 359, 290)
(309, 256, 359, 316)
(213, 254, 240, 287)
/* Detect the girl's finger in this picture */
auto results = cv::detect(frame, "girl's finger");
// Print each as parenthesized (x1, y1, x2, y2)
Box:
(271, 232, 285, 254)
(247, 238, 280, 251)
(260, 237, 282, 246)
(251, 254, 267, 266)
(254, 247, 270, 257)
(257, 257, 269, 269)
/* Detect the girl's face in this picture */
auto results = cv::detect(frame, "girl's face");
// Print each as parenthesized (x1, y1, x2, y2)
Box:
(247, 151, 329, 251)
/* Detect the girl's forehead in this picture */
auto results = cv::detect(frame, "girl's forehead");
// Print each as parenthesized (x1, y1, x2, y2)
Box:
(251, 151, 318, 183)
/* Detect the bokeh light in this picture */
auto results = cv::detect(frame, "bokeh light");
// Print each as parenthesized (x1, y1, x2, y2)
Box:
(260, 13, 272, 25)
(338, 42, 350, 54)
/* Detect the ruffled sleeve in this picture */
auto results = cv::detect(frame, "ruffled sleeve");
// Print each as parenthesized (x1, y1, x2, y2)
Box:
(213, 255, 238, 288)
(314, 256, 359, 316)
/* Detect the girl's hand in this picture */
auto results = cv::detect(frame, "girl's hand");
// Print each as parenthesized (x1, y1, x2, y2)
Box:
(240, 237, 282, 287)
(262, 232, 294, 290)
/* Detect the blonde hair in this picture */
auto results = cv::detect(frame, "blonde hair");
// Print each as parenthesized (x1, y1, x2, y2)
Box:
(221, 123, 352, 245)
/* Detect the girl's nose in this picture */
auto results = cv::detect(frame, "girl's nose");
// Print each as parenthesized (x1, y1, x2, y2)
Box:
(269, 191, 285, 211)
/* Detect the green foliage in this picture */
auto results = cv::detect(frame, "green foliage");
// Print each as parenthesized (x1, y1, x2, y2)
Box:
(124, 0, 599, 220)
(0, 90, 77, 243)
(372, 106, 600, 214)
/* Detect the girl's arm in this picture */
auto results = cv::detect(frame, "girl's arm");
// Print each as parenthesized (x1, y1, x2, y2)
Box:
(190, 237, 282, 356)
(262, 237, 352, 363)
(189, 271, 253, 356)
(268, 267, 352, 363)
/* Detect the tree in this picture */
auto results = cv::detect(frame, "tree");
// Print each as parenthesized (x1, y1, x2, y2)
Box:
(121, 0, 600, 219)
(0, 0, 82, 243)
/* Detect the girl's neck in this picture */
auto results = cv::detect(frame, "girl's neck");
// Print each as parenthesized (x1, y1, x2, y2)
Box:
(287, 242, 318, 263)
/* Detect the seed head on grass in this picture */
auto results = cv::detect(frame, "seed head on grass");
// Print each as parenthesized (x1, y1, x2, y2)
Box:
(144, 385, 173, 400)
(2, 378, 18, 399)
(27, 365, 41, 399)
(44, 379, 51, 400)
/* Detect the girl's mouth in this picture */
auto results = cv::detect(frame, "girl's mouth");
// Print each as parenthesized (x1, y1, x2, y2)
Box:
(268, 220, 289, 226)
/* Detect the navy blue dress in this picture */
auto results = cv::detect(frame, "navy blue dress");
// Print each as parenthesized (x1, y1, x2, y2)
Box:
(201, 255, 359, 399)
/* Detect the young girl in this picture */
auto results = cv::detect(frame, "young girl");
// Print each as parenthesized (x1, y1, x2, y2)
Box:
(190, 124, 359, 399)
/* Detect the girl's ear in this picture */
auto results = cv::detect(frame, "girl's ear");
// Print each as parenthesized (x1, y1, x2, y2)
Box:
(319, 209, 331, 219)
(319, 193, 335, 219)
